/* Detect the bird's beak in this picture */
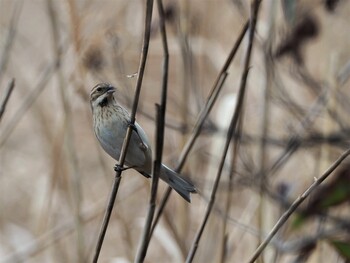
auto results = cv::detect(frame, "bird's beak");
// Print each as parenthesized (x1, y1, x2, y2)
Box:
(106, 86, 116, 94)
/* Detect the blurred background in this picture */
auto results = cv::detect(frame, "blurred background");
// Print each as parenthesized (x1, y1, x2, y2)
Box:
(1, 0, 350, 262)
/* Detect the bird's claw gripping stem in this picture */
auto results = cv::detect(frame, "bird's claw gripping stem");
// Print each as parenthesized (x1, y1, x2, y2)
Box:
(114, 164, 127, 173)
(128, 122, 137, 132)
(114, 164, 135, 173)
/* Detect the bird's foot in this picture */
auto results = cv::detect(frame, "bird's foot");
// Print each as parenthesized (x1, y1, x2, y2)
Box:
(127, 122, 137, 132)
(114, 164, 128, 173)
(114, 164, 135, 173)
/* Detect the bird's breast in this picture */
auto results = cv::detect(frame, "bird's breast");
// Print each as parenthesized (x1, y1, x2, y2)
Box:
(93, 107, 128, 161)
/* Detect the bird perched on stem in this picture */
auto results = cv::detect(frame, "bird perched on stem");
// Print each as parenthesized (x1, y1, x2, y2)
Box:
(90, 83, 196, 202)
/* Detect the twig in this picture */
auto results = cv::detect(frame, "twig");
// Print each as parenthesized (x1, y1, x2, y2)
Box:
(0, 79, 15, 123)
(186, 1, 261, 262)
(0, 60, 59, 148)
(295, 66, 348, 130)
(92, 0, 154, 262)
(219, 106, 243, 263)
(47, 0, 85, 261)
(135, 106, 162, 263)
(92, 177, 122, 263)
(0, 2, 22, 85)
(256, 1, 278, 261)
(266, 88, 332, 179)
(246, 147, 350, 263)
(178, 19, 249, 169)
(198, 187, 349, 256)
(149, 19, 250, 239)
(1, 182, 145, 262)
(135, 0, 168, 261)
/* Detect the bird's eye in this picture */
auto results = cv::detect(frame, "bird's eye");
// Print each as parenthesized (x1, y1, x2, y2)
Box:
(96, 87, 102, 92)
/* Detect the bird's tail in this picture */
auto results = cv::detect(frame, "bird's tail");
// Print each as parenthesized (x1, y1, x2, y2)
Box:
(160, 164, 197, 202)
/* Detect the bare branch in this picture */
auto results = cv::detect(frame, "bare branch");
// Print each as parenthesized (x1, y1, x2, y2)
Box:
(0, 78, 15, 123)
(135, 0, 169, 260)
(186, 1, 262, 262)
(92, 1, 154, 262)
(149, 18, 250, 240)
(247, 147, 350, 263)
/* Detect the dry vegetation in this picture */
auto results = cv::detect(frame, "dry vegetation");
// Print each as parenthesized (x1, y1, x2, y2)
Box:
(1, 0, 350, 262)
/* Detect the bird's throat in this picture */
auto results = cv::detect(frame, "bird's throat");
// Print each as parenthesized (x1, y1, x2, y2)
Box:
(99, 97, 108, 107)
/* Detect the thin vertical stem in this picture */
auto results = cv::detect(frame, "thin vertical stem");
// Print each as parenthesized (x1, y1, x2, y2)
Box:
(47, 0, 84, 260)
(0, 79, 15, 123)
(92, 1, 154, 262)
(246, 147, 350, 263)
(186, 1, 262, 262)
(0, 2, 22, 85)
(135, 0, 169, 261)
(149, 20, 249, 238)
(135, 105, 162, 263)
(257, 1, 277, 262)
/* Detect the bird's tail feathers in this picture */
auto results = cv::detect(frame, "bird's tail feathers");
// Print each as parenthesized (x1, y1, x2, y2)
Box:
(160, 164, 196, 203)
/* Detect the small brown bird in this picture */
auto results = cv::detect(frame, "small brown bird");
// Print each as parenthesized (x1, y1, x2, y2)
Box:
(90, 83, 196, 202)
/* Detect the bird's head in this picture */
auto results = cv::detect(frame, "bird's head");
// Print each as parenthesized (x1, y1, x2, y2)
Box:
(90, 83, 116, 110)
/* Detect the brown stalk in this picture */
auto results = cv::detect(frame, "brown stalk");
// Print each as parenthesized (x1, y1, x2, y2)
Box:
(0, 2, 22, 85)
(135, 105, 163, 263)
(219, 112, 243, 263)
(92, 0, 154, 262)
(47, 0, 85, 261)
(2, 182, 144, 262)
(256, 1, 278, 262)
(247, 147, 350, 263)
(135, 0, 169, 261)
(0, 58, 59, 148)
(0, 79, 15, 123)
(149, 19, 250, 239)
(186, 1, 262, 262)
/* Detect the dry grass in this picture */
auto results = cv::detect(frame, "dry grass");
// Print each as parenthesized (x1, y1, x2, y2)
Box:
(1, 0, 350, 262)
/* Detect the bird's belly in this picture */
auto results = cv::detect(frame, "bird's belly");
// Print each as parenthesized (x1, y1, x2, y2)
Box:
(95, 118, 148, 169)
(97, 124, 124, 160)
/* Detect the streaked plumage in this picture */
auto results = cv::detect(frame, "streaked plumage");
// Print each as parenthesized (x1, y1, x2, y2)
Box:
(90, 83, 196, 202)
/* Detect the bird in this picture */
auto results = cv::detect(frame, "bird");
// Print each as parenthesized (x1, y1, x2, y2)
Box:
(90, 83, 196, 202)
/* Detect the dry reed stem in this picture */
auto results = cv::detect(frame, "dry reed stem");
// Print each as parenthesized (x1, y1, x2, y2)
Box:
(247, 147, 350, 263)
(265, 88, 334, 181)
(0, 2, 22, 85)
(186, 1, 262, 261)
(257, 1, 278, 262)
(0, 59, 59, 148)
(219, 111, 243, 263)
(47, 0, 85, 261)
(135, 105, 162, 263)
(149, 19, 250, 240)
(135, 0, 168, 260)
(3, 1, 349, 262)
(0, 79, 15, 123)
(92, 0, 154, 262)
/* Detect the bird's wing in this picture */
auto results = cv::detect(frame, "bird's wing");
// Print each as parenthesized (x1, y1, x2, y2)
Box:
(134, 122, 150, 152)
(124, 122, 152, 170)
